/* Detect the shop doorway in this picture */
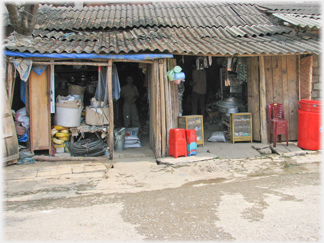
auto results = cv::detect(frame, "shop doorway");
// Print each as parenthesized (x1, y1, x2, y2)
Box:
(53, 61, 152, 156)
(172, 55, 249, 143)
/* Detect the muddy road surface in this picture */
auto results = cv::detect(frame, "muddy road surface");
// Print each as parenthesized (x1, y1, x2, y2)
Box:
(3, 155, 322, 241)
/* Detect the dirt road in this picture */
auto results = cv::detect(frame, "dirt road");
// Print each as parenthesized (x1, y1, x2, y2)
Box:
(3, 153, 322, 241)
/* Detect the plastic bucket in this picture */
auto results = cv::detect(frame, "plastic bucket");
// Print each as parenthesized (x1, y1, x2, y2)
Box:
(298, 99, 321, 113)
(297, 108, 322, 150)
(174, 72, 185, 80)
(54, 106, 82, 127)
(167, 70, 174, 81)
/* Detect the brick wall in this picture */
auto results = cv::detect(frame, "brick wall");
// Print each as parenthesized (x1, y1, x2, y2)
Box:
(312, 54, 321, 100)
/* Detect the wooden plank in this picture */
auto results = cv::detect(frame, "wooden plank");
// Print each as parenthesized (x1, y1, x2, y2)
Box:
(297, 55, 301, 100)
(2, 133, 13, 139)
(282, 55, 290, 141)
(164, 59, 172, 152)
(6, 62, 16, 107)
(300, 55, 313, 100)
(159, 59, 166, 157)
(286, 55, 299, 140)
(282, 56, 289, 119)
(272, 55, 283, 103)
(264, 56, 273, 105)
(170, 81, 179, 128)
(2, 73, 19, 161)
(2, 113, 12, 118)
(148, 64, 154, 149)
(148, 64, 155, 150)
(247, 56, 260, 141)
(259, 56, 268, 143)
(107, 60, 114, 160)
(29, 68, 51, 153)
(152, 60, 161, 158)
(155, 60, 162, 158)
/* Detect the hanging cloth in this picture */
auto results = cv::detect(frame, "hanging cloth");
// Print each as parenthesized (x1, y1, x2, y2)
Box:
(13, 58, 32, 82)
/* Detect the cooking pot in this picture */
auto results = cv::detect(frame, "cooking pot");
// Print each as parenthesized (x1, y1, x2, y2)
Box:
(216, 97, 243, 115)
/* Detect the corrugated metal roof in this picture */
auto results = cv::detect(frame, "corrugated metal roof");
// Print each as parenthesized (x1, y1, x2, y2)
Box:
(4, 25, 320, 56)
(273, 13, 321, 29)
(256, 2, 321, 29)
(26, 2, 272, 30)
(3, 2, 320, 57)
(256, 2, 321, 16)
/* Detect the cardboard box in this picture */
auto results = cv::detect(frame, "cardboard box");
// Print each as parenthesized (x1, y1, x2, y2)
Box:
(85, 106, 109, 125)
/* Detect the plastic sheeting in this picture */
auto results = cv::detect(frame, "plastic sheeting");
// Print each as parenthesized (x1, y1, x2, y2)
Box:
(95, 64, 121, 101)
(4, 51, 173, 60)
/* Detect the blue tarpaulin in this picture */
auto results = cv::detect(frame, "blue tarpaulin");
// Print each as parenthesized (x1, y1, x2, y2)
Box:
(4, 51, 173, 60)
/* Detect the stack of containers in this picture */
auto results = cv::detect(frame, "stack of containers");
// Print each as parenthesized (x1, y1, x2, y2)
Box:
(51, 125, 70, 153)
(186, 129, 197, 156)
(169, 128, 187, 158)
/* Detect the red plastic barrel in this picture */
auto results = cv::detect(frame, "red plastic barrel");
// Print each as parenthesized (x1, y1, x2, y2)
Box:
(297, 108, 322, 150)
(298, 99, 321, 113)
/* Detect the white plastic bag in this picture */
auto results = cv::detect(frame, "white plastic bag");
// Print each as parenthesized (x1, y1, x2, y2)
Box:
(208, 131, 226, 142)
(15, 107, 30, 129)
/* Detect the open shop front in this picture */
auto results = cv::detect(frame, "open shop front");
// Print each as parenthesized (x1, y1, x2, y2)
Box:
(54, 61, 152, 156)
(7, 52, 176, 160)
(170, 55, 251, 146)
(169, 54, 302, 149)
(8, 52, 303, 161)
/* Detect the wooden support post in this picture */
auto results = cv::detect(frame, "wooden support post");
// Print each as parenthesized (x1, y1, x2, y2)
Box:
(159, 59, 166, 157)
(164, 59, 172, 150)
(107, 60, 114, 160)
(259, 55, 268, 143)
(154, 60, 161, 158)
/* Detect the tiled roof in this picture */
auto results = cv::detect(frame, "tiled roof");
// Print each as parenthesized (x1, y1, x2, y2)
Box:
(31, 2, 272, 30)
(4, 25, 320, 56)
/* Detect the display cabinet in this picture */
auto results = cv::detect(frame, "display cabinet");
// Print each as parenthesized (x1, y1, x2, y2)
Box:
(178, 115, 204, 146)
(230, 113, 252, 143)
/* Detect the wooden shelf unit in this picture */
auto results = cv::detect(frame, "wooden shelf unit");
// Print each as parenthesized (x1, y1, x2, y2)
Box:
(230, 112, 253, 143)
(178, 115, 204, 146)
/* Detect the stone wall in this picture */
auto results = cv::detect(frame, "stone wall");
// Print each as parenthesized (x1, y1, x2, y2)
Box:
(312, 54, 321, 100)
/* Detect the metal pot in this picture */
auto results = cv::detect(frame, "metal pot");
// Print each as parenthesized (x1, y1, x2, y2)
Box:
(216, 97, 243, 114)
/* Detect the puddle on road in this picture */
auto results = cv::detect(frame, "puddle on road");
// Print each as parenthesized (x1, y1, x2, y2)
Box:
(182, 178, 227, 187)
